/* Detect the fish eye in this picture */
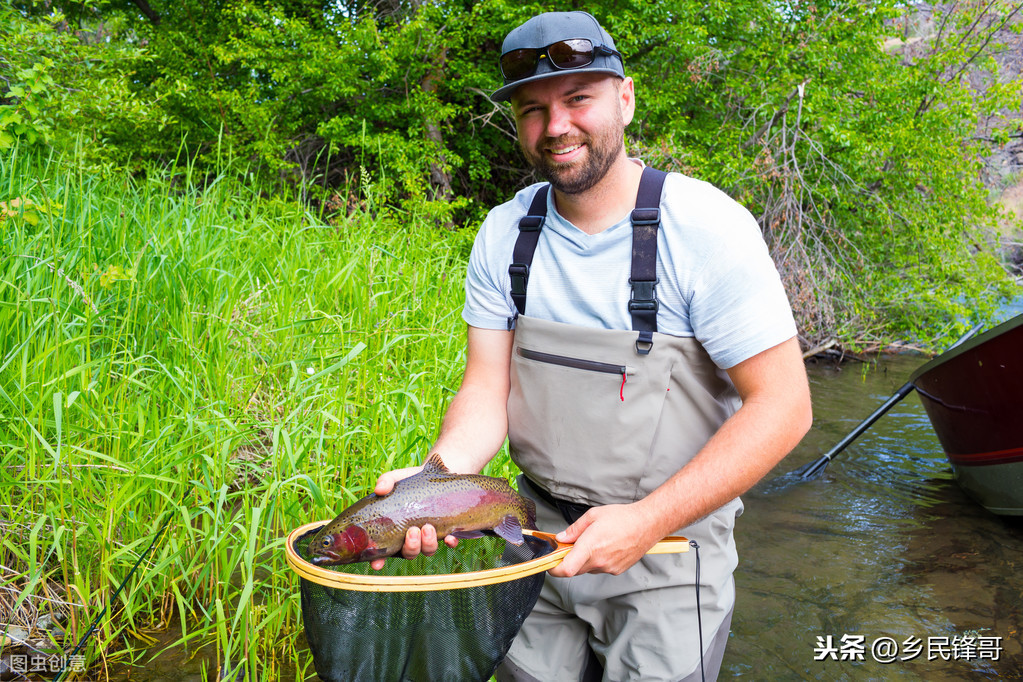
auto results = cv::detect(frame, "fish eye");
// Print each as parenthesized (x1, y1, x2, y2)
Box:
(321, 538, 331, 546)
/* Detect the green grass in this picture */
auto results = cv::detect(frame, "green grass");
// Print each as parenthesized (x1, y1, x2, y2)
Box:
(0, 146, 511, 680)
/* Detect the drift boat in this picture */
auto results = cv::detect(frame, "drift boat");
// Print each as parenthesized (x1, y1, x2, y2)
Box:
(910, 313, 1023, 516)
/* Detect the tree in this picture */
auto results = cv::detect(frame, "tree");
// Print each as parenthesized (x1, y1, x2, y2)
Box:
(3, 0, 1019, 346)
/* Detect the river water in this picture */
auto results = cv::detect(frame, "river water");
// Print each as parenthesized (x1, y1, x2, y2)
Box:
(727, 351, 1023, 680)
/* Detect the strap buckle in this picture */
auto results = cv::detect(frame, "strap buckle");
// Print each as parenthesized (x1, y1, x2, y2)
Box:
(518, 215, 545, 232)
(630, 208, 660, 226)
(628, 299, 658, 313)
(628, 278, 659, 313)
(509, 263, 530, 296)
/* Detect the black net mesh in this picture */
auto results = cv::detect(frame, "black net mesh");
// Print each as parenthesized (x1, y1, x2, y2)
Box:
(294, 527, 554, 682)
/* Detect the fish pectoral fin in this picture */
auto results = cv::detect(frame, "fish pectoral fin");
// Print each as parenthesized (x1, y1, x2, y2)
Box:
(450, 530, 486, 540)
(492, 514, 525, 545)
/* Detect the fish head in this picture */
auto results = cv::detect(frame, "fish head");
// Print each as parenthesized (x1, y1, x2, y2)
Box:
(309, 523, 371, 565)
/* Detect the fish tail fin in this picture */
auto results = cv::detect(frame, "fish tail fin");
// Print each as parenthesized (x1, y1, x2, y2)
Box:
(524, 497, 537, 530)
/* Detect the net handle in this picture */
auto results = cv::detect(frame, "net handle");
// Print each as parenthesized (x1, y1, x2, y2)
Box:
(524, 529, 691, 555)
(286, 521, 688, 593)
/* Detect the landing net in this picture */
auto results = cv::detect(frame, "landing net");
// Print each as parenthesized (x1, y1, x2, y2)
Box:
(287, 522, 556, 682)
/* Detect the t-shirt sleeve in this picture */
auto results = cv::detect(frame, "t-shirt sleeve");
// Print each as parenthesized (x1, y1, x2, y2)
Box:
(688, 211, 797, 369)
(462, 216, 515, 330)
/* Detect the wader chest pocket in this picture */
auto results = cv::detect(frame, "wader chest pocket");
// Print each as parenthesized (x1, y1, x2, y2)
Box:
(516, 348, 633, 376)
(516, 347, 634, 400)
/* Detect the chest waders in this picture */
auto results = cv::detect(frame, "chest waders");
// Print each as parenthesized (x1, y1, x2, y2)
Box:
(502, 167, 743, 682)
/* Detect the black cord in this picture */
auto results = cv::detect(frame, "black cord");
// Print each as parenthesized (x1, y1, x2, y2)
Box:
(690, 539, 705, 682)
(54, 496, 184, 682)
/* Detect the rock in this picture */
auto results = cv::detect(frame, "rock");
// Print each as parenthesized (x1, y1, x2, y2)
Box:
(37, 614, 65, 637)
(0, 626, 29, 646)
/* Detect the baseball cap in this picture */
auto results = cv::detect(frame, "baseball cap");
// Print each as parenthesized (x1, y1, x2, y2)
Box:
(490, 11, 625, 103)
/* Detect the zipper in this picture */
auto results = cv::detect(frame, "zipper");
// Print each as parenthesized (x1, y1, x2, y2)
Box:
(516, 347, 631, 401)
(517, 347, 627, 375)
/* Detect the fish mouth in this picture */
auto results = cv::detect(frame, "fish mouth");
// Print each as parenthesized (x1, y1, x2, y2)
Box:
(310, 551, 341, 566)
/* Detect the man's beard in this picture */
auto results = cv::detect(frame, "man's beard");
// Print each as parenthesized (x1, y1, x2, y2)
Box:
(522, 115, 624, 195)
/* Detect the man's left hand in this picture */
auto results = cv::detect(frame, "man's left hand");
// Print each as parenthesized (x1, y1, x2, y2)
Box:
(547, 502, 663, 577)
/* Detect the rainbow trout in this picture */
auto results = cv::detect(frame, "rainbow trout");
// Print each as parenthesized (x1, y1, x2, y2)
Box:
(308, 454, 538, 566)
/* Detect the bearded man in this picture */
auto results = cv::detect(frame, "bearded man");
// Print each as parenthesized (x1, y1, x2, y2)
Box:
(374, 11, 812, 681)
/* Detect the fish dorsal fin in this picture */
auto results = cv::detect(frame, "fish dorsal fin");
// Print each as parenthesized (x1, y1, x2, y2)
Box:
(422, 453, 451, 474)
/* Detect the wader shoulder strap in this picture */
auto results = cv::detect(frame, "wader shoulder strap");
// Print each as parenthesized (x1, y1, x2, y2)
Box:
(630, 166, 668, 354)
(507, 168, 669, 353)
(509, 185, 550, 320)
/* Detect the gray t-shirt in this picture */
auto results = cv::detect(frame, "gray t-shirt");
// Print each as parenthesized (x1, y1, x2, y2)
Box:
(463, 170, 797, 369)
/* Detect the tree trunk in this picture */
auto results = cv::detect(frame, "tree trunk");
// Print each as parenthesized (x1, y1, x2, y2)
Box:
(421, 46, 453, 204)
(130, 0, 161, 25)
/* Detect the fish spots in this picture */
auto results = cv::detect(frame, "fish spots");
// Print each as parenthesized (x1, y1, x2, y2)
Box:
(307, 455, 537, 566)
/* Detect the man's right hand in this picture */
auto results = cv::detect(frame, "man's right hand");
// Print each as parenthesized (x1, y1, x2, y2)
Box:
(369, 466, 458, 571)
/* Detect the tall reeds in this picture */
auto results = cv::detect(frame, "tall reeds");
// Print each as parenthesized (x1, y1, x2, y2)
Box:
(0, 146, 490, 679)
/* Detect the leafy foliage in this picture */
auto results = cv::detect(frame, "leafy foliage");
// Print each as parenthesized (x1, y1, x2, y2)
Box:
(0, 145, 476, 679)
(624, 0, 1022, 345)
(2, 0, 1020, 346)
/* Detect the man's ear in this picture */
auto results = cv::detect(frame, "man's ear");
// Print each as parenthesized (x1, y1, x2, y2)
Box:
(619, 77, 636, 127)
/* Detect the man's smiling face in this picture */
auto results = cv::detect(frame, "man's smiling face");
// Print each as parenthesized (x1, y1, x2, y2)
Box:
(511, 72, 634, 195)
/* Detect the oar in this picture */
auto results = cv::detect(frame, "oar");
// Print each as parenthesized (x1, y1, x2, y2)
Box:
(791, 324, 984, 480)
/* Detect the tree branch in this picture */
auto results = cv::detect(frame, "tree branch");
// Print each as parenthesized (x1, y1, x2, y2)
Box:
(742, 81, 808, 150)
(129, 0, 161, 26)
(944, 2, 1023, 83)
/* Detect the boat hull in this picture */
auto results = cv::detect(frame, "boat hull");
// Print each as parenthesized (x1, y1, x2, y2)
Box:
(910, 313, 1023, 516)
(946, 459, 1023, 516)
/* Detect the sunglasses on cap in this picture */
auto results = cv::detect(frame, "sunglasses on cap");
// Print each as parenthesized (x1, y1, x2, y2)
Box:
(499, 39, 622, 83)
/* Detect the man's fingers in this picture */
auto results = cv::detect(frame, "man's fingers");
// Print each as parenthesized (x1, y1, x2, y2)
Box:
(556, 510, 594, 544)
(550, 544, 590, 578)
(374, 474, 396, 496)
(420, 524, 438, 556)
(374, 465, 423, 496)
(370, 523, 443, 570)
(401, 526, 422, 559)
